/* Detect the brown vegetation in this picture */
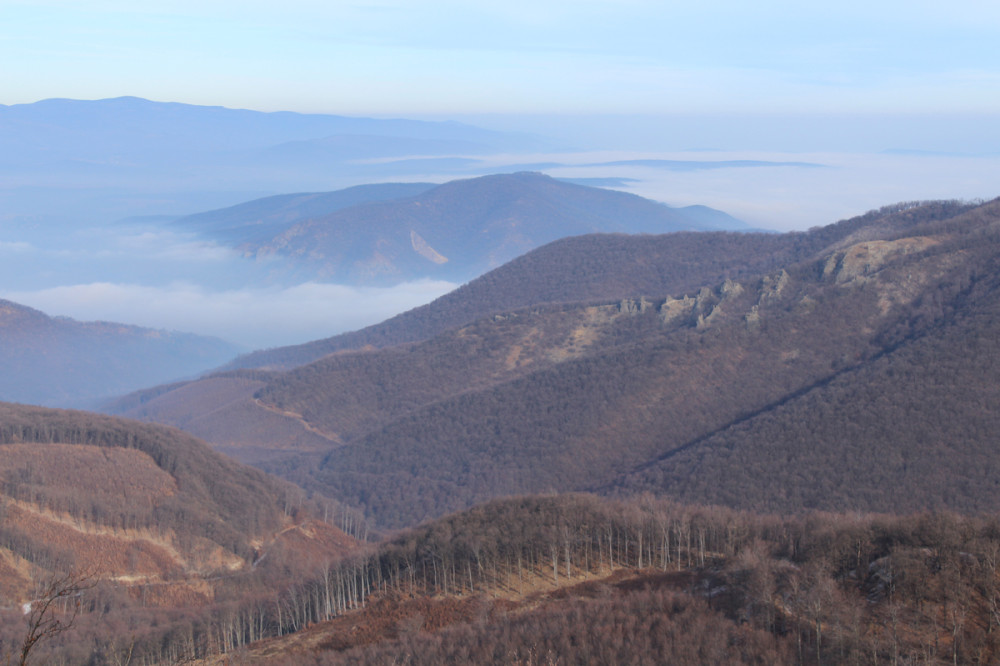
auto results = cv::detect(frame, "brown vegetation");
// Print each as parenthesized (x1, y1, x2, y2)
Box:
(194, 494, 1000, 665)
(16, 197, 1000, 663)
(107, 199, 1000, 533)
(0, 402, 367, 664)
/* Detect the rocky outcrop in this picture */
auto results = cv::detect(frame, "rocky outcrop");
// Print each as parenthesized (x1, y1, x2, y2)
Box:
(822, 237, 938, 284)
(618, 297, 652, 315)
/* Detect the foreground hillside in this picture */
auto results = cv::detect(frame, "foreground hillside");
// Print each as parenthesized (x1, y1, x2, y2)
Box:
(194, 494, 1000, 665)
(0, 299, 238, 407)
(0, 403, 362, 664)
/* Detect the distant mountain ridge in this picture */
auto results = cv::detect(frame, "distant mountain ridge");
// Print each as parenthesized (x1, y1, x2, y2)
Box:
(0, 96, 549, 226)
(178, 171, 749, 286)
(0, 96, 535, 167)
(0, 298, 239, 407)
(173, 182, 438, 244)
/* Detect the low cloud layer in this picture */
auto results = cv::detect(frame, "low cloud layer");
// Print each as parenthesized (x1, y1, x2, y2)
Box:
(2, 280, 459, 350)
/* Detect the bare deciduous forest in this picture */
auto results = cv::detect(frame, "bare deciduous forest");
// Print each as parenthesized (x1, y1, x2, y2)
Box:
(9, 198, 1000, 663)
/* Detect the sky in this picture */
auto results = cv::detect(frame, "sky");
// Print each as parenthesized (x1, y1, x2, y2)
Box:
(4, 0, 1000, 116)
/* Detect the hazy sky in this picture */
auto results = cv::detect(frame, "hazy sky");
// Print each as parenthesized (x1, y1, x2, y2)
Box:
(4, 0, 1000, 116)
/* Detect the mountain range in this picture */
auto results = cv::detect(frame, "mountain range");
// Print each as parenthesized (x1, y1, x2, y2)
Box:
(106, 197, 1000, 530)
(0, 97, 549, 230)
(0, 172, 748, 408)
(10, 194, 1000, 664)
(9, 96, 1000, 664)
(0, 97, 538, 177)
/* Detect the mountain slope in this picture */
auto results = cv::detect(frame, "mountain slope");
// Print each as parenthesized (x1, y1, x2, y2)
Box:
(257, 199, 999, 526)
(109, 200, 999, 528)
(223, 230, 804, 372)
(221, 199, 960, 372)
(0, 299, 239, 407)
(614, 221, 1000, 512)
(108, 228, 820, 459)
(0, 402, 306, 589)
(109, 204, 965, 480)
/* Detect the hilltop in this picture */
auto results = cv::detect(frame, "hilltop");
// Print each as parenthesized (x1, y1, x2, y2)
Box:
(175, 172, 749, 286)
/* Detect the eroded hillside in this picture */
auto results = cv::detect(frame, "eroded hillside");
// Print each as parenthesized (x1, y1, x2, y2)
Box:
(0, 403, 364, 663)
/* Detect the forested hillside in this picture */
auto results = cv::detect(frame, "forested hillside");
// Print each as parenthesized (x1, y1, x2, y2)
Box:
(111, 227, 848, 457)
(613, 203, 1000, 511)
(116, 198, 1000, 528)
(194, 494, 1000, 665)
(221, 230, 802, 371)
(0, 403, 363, 664)
(219, 199, 968, 371)
(299, 198, 1000, 526)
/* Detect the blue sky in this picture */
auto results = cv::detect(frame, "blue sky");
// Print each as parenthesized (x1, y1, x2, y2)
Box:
(4, 0, 1000, 115)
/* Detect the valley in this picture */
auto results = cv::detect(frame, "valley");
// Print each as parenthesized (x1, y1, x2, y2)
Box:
(6, 195, 1000, 663)
(109, 199, 1000, 529)
(3, 98, 1000, 666)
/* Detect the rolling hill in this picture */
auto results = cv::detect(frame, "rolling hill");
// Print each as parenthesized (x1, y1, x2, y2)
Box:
(286, 198, 1000, 527)
(0, 299, 240, 407)
(108, 226, 822, 461)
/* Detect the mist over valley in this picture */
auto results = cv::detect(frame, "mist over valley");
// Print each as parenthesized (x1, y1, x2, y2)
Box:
(3, 1, 1000, 661)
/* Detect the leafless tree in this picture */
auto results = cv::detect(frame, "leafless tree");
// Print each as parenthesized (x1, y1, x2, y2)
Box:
(17, 569, 96, 666)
